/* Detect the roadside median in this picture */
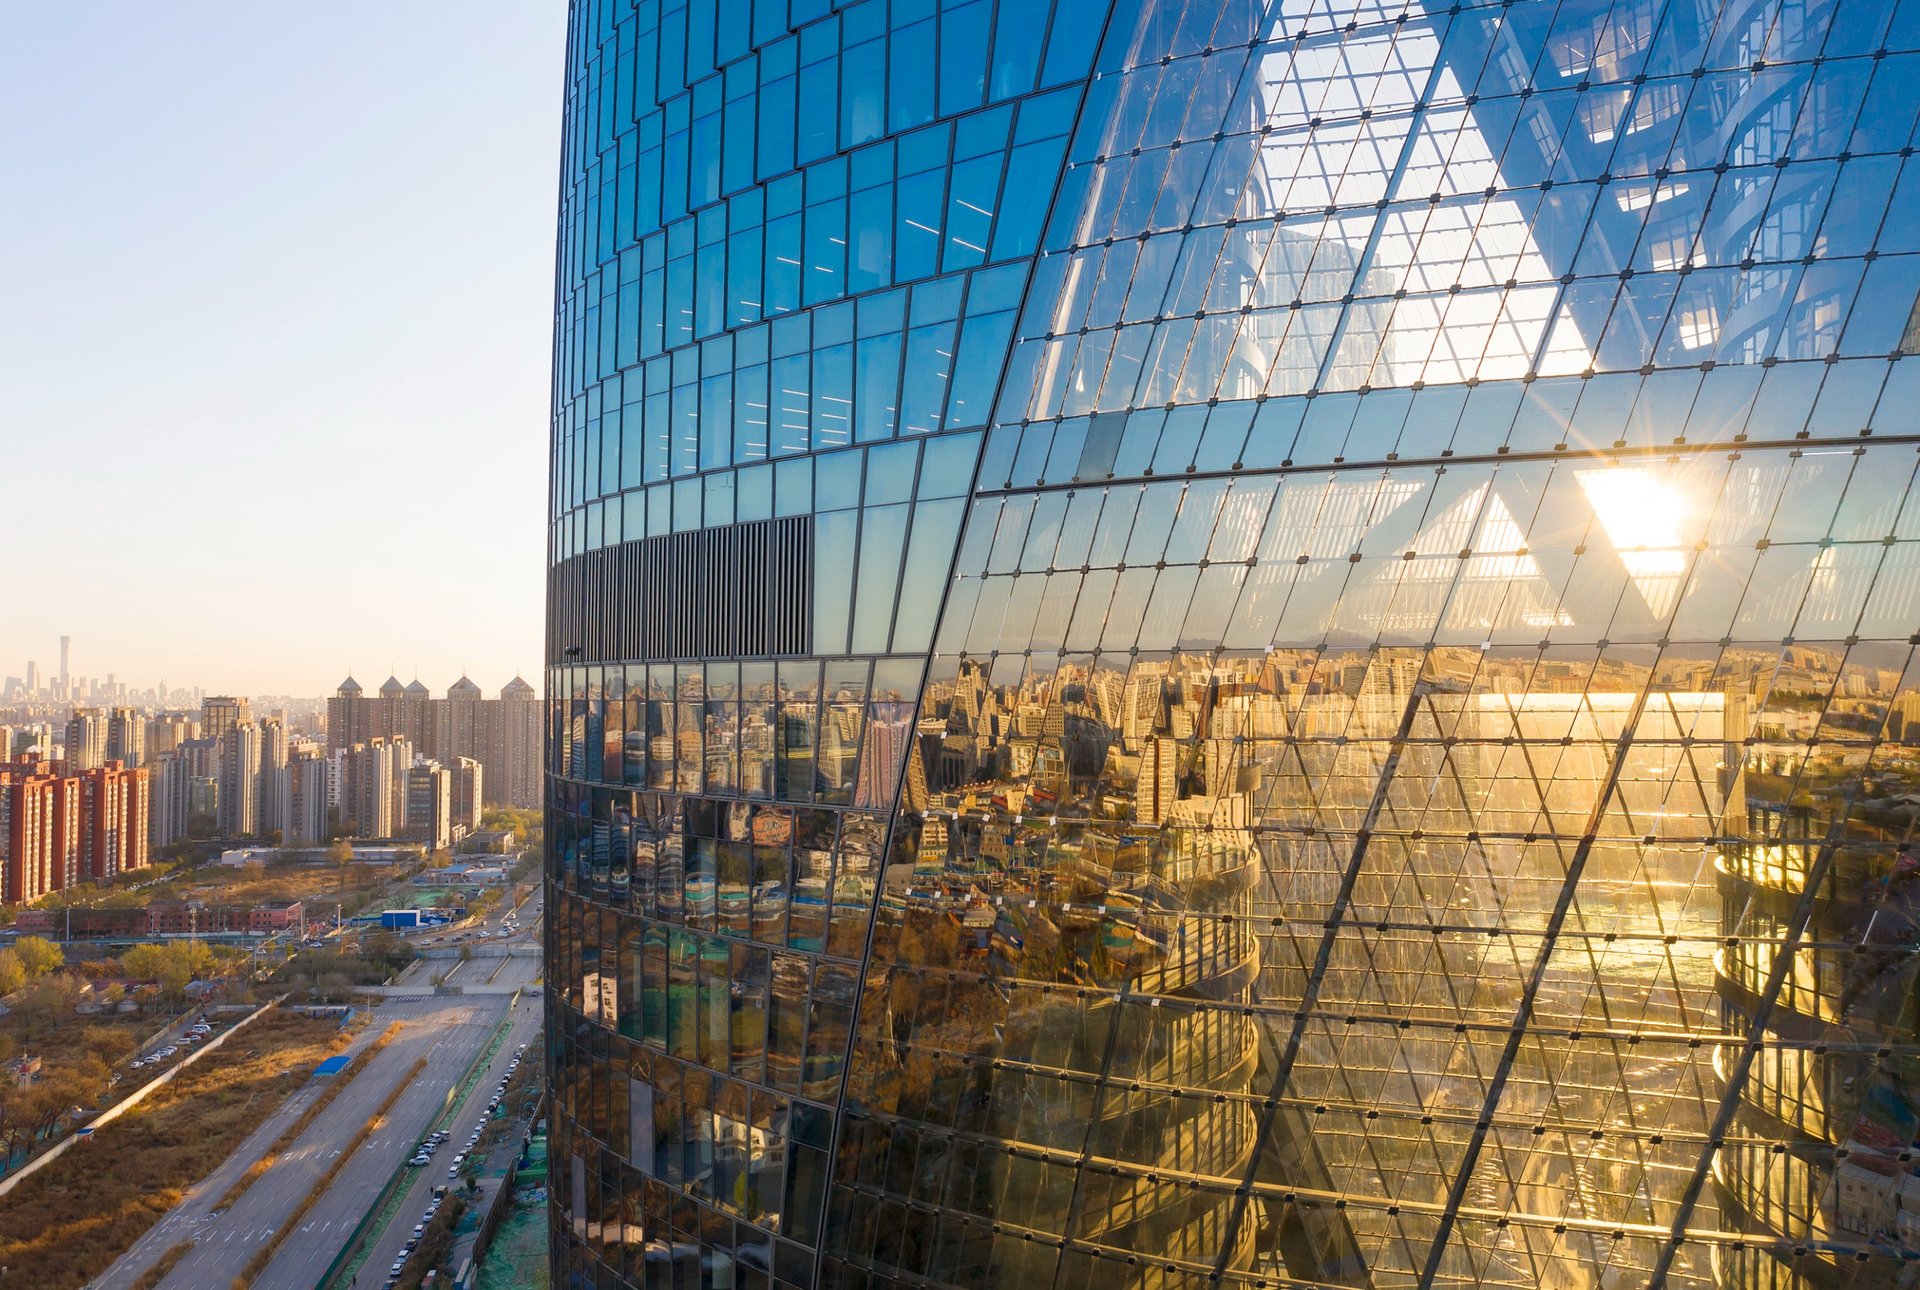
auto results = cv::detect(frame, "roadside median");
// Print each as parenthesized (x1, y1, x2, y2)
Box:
(238, 1053, 430, 1284)
(209, 1020, 404, 1213)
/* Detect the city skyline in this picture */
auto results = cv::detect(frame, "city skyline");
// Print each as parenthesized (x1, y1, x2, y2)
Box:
(0, 3, 566, 696)
(0, 635, 545, 708)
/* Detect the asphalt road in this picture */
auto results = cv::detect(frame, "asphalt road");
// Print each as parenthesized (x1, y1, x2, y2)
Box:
(91, 884, 546, 1290)
(92, 995, 512, 1290)
(346, 992, 541, 1290)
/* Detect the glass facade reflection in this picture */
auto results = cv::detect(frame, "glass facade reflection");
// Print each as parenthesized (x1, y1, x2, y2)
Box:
(546, 1, 1920, 1287)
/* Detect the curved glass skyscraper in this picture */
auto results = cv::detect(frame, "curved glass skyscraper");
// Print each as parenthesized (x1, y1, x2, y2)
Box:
(547, 1, 1920, 1286)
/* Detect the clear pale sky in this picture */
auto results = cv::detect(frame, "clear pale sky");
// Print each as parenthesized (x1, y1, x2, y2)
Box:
(0, 4, 567, 700)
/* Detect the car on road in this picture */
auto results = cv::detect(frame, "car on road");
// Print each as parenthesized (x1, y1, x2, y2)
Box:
(408, 1154, 431, 1166)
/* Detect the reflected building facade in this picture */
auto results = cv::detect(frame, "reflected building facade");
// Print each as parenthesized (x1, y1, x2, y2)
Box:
(547, 1, 1920, 1287)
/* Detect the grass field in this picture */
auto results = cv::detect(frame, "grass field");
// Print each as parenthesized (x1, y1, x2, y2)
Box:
(0, 1010, 344, 1289)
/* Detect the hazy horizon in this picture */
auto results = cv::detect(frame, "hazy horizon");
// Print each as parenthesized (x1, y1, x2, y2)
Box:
(0, 4, 567, 699)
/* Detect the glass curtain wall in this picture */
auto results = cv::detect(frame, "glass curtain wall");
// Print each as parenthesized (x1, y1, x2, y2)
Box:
(549, 0, 1920, 1288)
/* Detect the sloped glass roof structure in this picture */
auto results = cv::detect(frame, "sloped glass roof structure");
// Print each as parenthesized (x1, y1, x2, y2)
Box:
(546, 1, 1920, 1286)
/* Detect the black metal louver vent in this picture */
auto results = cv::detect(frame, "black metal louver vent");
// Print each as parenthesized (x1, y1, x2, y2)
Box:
(546, 515, 812, 664)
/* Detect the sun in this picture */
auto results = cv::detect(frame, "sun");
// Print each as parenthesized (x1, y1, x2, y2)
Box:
(1576, 467, 1691, 614)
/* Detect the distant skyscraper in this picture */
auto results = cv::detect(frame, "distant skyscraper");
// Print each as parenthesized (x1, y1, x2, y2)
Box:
(57, 635, 69, 695)
(547, 2, 1920, 1287)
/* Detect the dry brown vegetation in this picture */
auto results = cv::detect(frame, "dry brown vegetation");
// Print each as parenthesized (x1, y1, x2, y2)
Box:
(82, 854, 417, 913)
(0, 1010, 342, 1289)
(129, 1239, 194, 1290)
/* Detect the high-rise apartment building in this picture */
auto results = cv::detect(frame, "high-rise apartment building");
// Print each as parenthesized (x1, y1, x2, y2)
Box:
(0, 764, 56, 905)
(78, 762, 149, 883)
(63, 707, 109, 772)
(328, 675, 543, 809)
(201, 695, 250, 745)
(326, 676, 372, 751)
(144, 712, 197, 760)
(547, 2, 1920, 1287)
(449, 755, 484, 835)
(403, 762, 453, 852)
(147, 749, 188, 851)
(340, 737, 407, 839)
(279, 746, 333, 846)
(105, 706, 145, 768)
(257, 718, 288, 835)
(218, 721, 262, 838)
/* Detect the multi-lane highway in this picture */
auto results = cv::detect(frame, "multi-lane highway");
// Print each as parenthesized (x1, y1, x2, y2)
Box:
(94, 996, 509, 1289)
(92, 888, 544, 1290)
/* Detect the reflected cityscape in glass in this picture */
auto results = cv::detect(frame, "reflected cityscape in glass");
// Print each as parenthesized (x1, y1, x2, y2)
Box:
(546, 0, 1920, 1286)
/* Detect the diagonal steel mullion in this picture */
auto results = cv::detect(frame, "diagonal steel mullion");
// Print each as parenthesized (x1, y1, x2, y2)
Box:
(1411, 686, 1652, 1289)
(1208, 678, 1436, 1275)
(1644, 740, 1899, 1283)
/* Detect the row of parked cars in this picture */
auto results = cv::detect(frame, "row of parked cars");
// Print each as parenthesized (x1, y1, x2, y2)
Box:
(391, 1040, 533, 1287)
(381, 1184, 451, 1289)
(406, 1040, 530, 1177)
(129, 1020, 216, 1070)
(487, 1045, 525, 1115)
(406, 1127, 449, 1168)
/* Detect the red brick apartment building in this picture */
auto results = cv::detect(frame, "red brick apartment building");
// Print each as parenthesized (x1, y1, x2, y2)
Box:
(0, 758, 149, 906)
